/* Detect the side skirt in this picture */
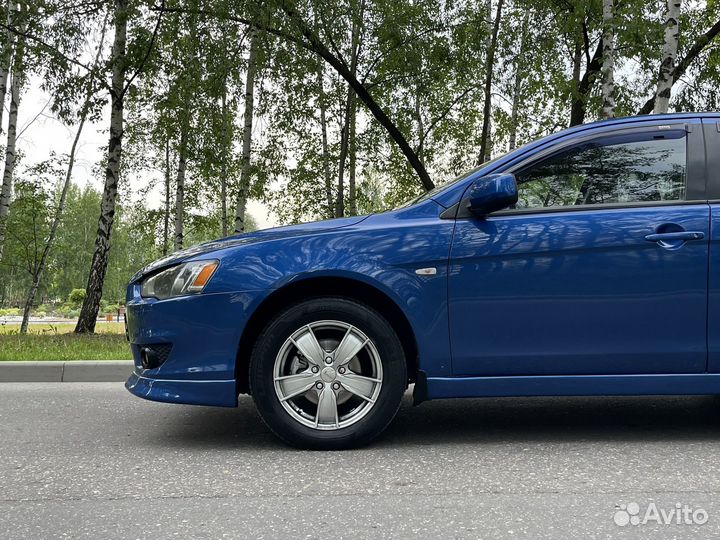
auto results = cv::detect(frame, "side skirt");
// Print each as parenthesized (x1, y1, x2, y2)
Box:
(426, 373, 720, 400)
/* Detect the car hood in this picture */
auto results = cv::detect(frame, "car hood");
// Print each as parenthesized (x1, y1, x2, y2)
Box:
(130, 215, 371, 282)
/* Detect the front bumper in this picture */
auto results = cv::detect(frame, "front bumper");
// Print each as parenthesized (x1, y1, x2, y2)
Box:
(125, 372, 238, 407)
(124, 285, 269, 407)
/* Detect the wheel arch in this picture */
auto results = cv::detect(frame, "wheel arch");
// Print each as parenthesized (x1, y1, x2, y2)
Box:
(235, 275, 419, 395)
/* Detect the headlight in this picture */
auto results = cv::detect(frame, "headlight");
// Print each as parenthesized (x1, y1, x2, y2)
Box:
(141, 260, 219, 300)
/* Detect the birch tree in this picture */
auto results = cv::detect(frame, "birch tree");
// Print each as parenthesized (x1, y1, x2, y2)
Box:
(601, 0, 615, 119)
(334, 0, 364, 217)
(0, 3, 15, 136)
(0, 11, 24, 264)
(162, 139, 171, 254)
(508, 10, 529, 151)
(219, 85, 229, 237)
(653, 0, 682, 114)
(317, 62, 334, 218)
(75, 0, 128, 334)
(154, 0, 436, 193)
(174, 128, 187, 250)
(172, 7, 199, 251)
(638, 12, 720, 114)
(478, 0, 503, 163)
(234, 29, 259, 234)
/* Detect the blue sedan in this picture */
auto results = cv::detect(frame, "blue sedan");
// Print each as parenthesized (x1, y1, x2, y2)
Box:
(126, 112, 720, 448)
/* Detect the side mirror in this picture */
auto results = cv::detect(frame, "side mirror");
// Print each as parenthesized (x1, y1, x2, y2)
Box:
(466, 173, 518, 217)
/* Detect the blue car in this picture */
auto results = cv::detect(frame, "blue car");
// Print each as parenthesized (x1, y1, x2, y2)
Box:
(126, 112, 720, 449)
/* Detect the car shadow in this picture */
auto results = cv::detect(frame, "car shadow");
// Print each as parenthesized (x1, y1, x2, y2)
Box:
(143, 392, 720, 450)
(381, 393, 720, 447)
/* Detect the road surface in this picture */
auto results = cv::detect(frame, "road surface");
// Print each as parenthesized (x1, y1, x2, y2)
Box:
(2, 383, 720, 538)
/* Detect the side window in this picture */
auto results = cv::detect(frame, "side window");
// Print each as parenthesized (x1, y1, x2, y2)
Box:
(515, 130, 687, 209)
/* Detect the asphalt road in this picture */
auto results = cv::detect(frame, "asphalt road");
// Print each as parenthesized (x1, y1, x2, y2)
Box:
(2, 384, 720, 539)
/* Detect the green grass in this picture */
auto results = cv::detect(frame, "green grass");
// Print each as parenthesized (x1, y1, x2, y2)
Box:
(0, 322, 132, 361)
(0, 322, 126, 335)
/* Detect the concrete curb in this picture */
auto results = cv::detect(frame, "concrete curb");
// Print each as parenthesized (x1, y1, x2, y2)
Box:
(0, 361, 134, 383)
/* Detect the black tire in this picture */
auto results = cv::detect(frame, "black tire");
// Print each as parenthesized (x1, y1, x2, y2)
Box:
(249, 297, 407, 449)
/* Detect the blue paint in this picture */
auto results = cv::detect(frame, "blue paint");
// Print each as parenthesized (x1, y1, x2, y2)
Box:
(449, 204, 709, 376)
(125, 113, 720, 408)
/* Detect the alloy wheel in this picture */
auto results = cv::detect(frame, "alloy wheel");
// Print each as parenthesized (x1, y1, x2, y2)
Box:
(273, 320, 383, 430)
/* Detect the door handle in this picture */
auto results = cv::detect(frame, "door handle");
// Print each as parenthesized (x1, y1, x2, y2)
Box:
(644, 231, 705, 242)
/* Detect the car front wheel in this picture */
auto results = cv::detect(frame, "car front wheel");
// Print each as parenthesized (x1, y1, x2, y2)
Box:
(249, 297, 407, 449)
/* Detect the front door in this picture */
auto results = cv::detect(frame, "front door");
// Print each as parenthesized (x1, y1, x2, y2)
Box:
(448, 123, 709, 376)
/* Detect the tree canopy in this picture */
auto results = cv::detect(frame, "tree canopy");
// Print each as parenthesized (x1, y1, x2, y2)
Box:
(1, 0, 720, 330)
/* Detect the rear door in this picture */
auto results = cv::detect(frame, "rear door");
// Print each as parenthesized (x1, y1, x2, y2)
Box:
(448, 120, 709, 376)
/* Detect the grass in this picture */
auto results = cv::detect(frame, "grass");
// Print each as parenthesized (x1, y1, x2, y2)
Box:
(0, 322, 132, 361)
(0, 322, 126, 335)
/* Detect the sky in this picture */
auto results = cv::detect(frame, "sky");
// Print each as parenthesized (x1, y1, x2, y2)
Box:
(17, 77, 279, 231)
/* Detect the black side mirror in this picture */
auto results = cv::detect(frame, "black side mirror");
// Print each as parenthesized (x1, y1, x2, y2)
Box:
(466, 173, 518, 217)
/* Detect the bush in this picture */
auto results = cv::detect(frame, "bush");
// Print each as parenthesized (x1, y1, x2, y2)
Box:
(68, 289, 86, 308)
(0, 308, 20, 317)
(56, 305, 79, 319)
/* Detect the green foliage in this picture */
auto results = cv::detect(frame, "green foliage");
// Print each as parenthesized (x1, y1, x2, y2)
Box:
(6, 0, 720, 327)
(0, 163, 54, 307)
(67, 289, 86, 307)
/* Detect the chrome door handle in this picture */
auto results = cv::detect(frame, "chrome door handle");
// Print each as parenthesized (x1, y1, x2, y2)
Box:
(644, 231, 705, 242)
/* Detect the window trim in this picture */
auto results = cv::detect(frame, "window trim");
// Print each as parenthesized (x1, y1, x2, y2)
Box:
(490, 199, 706, 218)
(507, 124, 691, 175)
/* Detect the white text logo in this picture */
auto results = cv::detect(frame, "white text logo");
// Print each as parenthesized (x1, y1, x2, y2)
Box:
(614, 502, 708, 527)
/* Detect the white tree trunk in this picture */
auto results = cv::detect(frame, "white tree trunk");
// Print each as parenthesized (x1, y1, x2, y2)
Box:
(336, 101, 349, 218)
(334, 0, 364, 218)
(174, 128, 187, 251)
(317, 64, 333, 219)
(0, 63, 21, 263)
(478, 0, 503, 164)
(234, 30, 259, 234)
(172, 9, 198, 250)
(653, 0, 682, 114)
(481, 0, 493, 161)
(0, 4, 15, 137)
(220, 85, 229, 237)
(508, 11, 529, 151)
(162, 138, 171, 255)
(348, 94, 357, 216)
(75, 0, 127, 333)
(601, 0, 616, 119)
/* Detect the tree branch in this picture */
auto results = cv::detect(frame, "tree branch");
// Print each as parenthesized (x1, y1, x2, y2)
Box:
(360, 24, 445, 82)
(151, 1, 435, 191)
(120, 0, 165, 99)
(420, 84, 479, 147)
(149, 5, 309, 53)
(1, 23, 109, 91)
(277, 0, 434, 190)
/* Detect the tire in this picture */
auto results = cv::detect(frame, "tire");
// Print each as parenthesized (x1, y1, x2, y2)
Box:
(249, 297, 407, 449)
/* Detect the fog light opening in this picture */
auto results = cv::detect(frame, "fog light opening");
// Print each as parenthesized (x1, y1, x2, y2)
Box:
(140, 346, 168, 370)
